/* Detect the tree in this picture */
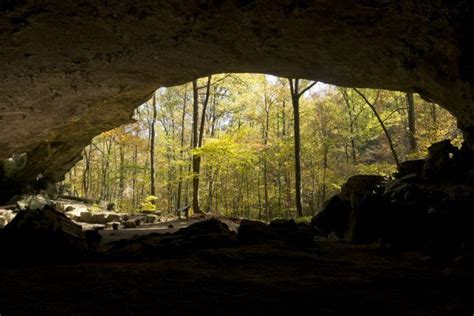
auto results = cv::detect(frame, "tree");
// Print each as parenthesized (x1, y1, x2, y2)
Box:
(406, 92, 417, 152)
(176, 84, 188, 208)
(288, 78, 317, 217)
(191, 76, 212, 214)
(149, 92, 158, 196)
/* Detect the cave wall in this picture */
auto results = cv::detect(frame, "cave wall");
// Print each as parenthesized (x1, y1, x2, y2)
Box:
(0, 0, 473, 197)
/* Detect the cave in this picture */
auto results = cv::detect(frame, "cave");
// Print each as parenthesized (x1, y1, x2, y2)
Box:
(0, 1, 473, 315)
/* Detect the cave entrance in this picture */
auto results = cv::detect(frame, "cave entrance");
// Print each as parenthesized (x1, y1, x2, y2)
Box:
(58, 73, 460, 222)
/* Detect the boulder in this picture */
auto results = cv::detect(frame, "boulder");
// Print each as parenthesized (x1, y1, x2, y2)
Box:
(144, 214, 159, 224)
(270, 219, 317, 249)
(340, 175, 385, 203)
(124, 220, 137, 229)
(178, 218, 232, 236)
(237, 219, 279, 244)
(0, 215, 6, 228)
(53, 201, 67, 213)
(0, 209, 15, 224)
(84, 229, 102, 250)
(311, 194, 351, 238)
(396, 159, 425, 178)
(66, 207, 93, 223)
(422, 140, 459, 181)
(27, 195, 50, 210)
(269, 218, 299, 232)
(0, 206, 87, 261)
(345, 190, 387, 244)
(90, 213, 107, 225)
(105, 213, 121, 223)
(384, 174, 419, 200)
(104, 218, 237, 258)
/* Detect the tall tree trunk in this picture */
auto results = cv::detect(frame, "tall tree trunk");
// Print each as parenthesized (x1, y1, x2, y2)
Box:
(293, 95, 303, 217)
(406, 92, 417, 152)
(263, 85, 271, 221)
(82, 146, 91, 197)
(192, 79, 200, 214)
(132, 143, 138, 208)
(177, 85, 187, 208)
(191, 77, 211, 214)
(118, 143, 125, 209)
(288, 79, 316, 217)
(150, 93, 158, 196)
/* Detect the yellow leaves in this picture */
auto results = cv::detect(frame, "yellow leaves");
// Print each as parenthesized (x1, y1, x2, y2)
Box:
(193, 131, 259, 170)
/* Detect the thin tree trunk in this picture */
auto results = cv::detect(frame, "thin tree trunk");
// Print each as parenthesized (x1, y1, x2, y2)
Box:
(263, 84, 271, 221)
(132, 143, 138, 208)
(177, 85, 187, 208)
(82, 147, 91, 196)
(191, 77, 211, 214)
(406, 92, 417, 152)
(150, 93, 157, 196)
(288, 79, 316, 217)
(118, 143, 125, 209)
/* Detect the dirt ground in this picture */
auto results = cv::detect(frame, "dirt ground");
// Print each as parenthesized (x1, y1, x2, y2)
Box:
(0, 239, 472, 316)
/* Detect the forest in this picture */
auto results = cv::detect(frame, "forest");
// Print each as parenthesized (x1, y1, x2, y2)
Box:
(62, 74, 461, 220)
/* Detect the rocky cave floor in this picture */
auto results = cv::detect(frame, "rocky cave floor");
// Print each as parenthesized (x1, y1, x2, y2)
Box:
(0, 230, 472, 315)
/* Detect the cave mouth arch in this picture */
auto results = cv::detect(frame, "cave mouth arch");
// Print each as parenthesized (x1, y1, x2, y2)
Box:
(56, 75, 461, 219)
(0, 0, 473, 200)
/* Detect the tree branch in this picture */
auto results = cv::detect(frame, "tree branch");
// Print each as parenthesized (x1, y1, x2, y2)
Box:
(298, 81, 317, 97)
(353, 88, 400, 168)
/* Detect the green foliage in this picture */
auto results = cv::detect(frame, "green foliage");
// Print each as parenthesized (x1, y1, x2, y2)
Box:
(294, 216, 312, 224)
(140, 195, 159, 212)
(62, 74, 461, 219)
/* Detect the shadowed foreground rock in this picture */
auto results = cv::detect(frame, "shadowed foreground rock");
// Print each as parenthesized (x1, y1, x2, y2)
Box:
(312, 139, 474, 264)
(0, 206, 87, 262)
(103, 218, 319, 258)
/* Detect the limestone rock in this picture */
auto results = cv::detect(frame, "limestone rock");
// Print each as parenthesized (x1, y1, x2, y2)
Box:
(144, 214, 159, 224)
(0, 216, 6, 229)
(105, 213, 121, 223)
(90, 213, 106, 225)
(27, 195, 50, 210)
(124, 220, 137, 229)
